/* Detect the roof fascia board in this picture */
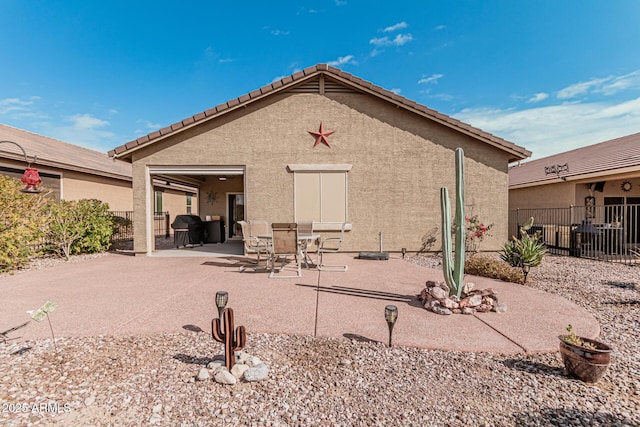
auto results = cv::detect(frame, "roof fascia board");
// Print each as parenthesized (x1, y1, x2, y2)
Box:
(510, 165, 640, 189)
(0, 152, 131, 182)
(110, 75, 322, 160)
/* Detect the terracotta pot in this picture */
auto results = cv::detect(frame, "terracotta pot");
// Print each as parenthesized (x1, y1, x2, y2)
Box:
(558, 336, 612, 383)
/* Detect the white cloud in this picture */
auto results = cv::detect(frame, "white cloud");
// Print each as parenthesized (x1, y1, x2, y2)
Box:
(390, 88, 402, 95)
(597, 70, 640, 96)
(68, 113, 110, 130)
(271, 29, 290, 36)
(434, 25, 446, 31)
(335, 0, 347, 5)
(392, 34, 413, 46)
(369, 33, 413, 47)
(383, 22, 408, 33)
(0, 96, 39, 114)
(137, 119, 162, 130)
(555, 71, 640, 100)
(418, 74, 443, 85)
(455, 97, 640, 160)
(327, 55, 357, 67)
(557, 78, 609, 99)
(527, 93, 548, 103)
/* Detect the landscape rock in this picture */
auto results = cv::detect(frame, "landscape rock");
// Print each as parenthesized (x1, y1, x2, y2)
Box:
(462, 281, 475, 294)
(420, 280, 500, 315)
(196, 367, 210, 381)
(214, 368, 237, 385)
(430, 286, 447, 300)
(231, 363, 250, 379)
(244, 363, 269, 382)
(431, 305, 453, 315)
(493, 303, 508, 313)
(441, 297, 458, 310)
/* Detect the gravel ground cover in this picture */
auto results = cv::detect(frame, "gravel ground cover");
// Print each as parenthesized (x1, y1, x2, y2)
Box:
(1, 254, 639, 426)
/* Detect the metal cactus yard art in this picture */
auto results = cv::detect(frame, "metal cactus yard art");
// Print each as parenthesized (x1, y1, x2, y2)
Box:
(440, 148, 466, 298)
(212, 308, 246, 370)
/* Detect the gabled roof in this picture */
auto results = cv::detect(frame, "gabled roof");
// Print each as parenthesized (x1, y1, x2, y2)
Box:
(0, 123, 132, 180)
(109, 64, 531, 162)
(509, 132, 640, 188)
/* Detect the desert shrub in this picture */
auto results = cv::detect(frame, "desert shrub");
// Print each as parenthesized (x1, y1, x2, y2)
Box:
(0, 175, 49, 272)
(46, 199, 114, 259)
(500, 217, 546, 267)
(464, 254, 525, 284)
(453, 214, 494, 253)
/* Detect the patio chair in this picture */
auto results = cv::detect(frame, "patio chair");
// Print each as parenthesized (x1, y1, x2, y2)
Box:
(269, 223, 302, 278)
(297, 220, 318, 268)
(317, 222, 348, 272)
(238, 221, 270, 271)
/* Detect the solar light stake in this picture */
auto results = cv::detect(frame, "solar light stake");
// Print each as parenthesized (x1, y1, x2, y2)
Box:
(522, 263, 531, 284)
(385, 305, 398, 347)
(215, 291, 229, 327)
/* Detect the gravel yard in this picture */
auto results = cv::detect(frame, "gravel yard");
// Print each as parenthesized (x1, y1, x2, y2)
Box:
(1, 254, 639, 426)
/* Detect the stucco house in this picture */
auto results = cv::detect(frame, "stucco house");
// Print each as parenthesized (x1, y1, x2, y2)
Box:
(0, 123, 197, 216)
(509, 132, 640, 259)
(109, 64, 530, 256)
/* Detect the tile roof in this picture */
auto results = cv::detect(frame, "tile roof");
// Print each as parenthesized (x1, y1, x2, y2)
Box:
(109, 64, 531, 162)
(0, 124, 132, 180)
(509, 132, 640, 187)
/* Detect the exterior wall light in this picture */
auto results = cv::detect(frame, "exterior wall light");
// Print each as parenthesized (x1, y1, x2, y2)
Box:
(0, 140, 42, 193)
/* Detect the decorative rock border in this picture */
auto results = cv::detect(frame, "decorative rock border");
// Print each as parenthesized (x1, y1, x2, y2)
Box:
(195, 350, 269, 385)
(418, 280, 507, 315)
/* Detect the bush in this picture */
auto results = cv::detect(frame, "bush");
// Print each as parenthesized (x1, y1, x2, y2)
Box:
(500, 217, 546, 267)
(464, 254, 525, 284)
(0, 176, 49, 272)
(47, 199, 114, 259)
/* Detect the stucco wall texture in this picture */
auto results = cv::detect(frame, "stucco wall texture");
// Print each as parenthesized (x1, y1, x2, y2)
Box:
(131, 92, 511, 254)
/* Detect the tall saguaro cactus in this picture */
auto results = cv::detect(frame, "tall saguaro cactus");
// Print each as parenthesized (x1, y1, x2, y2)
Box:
(440, 147, 466, 298)
(212, 307, 246, 370)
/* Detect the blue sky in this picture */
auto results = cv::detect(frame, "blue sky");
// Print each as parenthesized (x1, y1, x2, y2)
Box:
(1, 1, 639, 161)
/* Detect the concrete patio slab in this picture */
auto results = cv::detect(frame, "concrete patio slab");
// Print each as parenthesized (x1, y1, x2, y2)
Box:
(0, 251, 600, 354)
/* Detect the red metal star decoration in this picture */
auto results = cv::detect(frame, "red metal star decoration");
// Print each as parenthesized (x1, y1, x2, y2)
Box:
(308, 122, 335, 148)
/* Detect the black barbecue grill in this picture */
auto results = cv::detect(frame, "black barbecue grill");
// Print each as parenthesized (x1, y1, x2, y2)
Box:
(171, 215, 205, 248)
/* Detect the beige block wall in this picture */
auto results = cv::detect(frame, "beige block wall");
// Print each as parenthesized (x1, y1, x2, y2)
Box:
(160, 189, 197, 221)
(62, 171, 132, 210)
(509, 182, 575, 211)
(131, 93, 511, 254)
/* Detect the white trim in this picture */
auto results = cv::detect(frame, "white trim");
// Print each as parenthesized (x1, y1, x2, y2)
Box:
(287, 164, 352, 172)
(147, 165, 244, 175)
(145, 166, 153, 256)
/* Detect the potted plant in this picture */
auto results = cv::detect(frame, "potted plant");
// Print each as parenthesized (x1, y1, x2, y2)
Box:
(559, 324, 612, 383)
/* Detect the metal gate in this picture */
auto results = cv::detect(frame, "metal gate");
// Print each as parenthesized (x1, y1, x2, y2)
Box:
(509, 204, 640, 265)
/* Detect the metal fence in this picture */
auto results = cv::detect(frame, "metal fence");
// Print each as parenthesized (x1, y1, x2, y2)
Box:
(111, 211, 170, 242)
(509, 204, 640, 265)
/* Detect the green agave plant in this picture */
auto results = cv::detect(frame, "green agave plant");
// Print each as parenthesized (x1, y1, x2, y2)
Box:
(500, 217, 546, 268)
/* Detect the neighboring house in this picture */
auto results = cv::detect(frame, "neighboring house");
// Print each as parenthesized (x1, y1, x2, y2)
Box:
(509, 132, 640, 258)
(0, 123, 197, 216)
(109, 64, 530, 256)
(509, 132, 640, 211)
